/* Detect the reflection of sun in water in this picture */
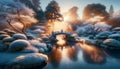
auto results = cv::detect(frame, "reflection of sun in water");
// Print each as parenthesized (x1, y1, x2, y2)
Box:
(60, 48, 71, 63)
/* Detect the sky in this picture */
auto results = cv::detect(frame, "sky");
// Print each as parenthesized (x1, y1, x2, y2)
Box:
(40, 0, 120, 18)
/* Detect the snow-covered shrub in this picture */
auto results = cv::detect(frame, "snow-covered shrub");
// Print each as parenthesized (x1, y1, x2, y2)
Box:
(0, 0, 38, 33)
(112, 27, 120, 32)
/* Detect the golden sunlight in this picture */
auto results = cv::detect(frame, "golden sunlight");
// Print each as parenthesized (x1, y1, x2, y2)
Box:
(53, 21, 68, 32)
(56, 34, 66, 46)
(88, 16, 104, 23)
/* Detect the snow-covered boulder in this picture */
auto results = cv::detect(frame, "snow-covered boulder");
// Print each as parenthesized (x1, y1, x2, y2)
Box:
(33, 43, 49, 53)
(108, 34, 120, 41)
(8, 40, 30, 52)
(12, 33, 27, 40)
(2, 37, 15, 45)
(95, 31, 112, 39)
(76, 27, 86, 36)
(7, 53, 48, 69)
(0, 34, 10, 40)
(30, 39, 52, 53)
(103, 39, 120, 49)
(112, 27, 120, 31)
(0, 53, 48, 69)
(31, 26, 45, 30)
(117, 31, 120, 34)
(0, 31, 7, 35)
(22, 46, 39, 53)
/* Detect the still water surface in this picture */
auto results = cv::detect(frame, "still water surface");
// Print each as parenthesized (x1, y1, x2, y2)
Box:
(44, 44, 120, 69)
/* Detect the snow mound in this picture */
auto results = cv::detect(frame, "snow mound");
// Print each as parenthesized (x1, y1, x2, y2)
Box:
(33, 43, 48, 53)
(112, 27, 120, 31)
(103, 39, 120, 47)
(7, 53, 48, 69)
(0, 34, 10, 40)
(8, 40, 30, 52)
(108, 34, 120, 41)
(2, 37, 15, 45)
(95, 31, 112, 39)
(13, 34, 27, 40)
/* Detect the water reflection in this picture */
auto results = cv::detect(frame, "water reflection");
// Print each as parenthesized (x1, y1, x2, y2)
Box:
(48, 47, 62, 68)
(45, 43, 120, 69)
(67, 47, 79, 61)
(79, 42, 106, 64)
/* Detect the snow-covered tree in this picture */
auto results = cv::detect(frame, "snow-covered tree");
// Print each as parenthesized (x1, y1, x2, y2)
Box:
(45, 0, 63, 22)
(64, 6, 79, 23)
(109, 5, 114, 17)
(0, 0, 38, 34)
(83, 3, 109, 21)
(13, 0, 41, 11)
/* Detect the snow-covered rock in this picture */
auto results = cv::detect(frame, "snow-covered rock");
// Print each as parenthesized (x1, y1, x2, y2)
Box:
(23, 46, 39, 53)
(33, 43, 48, 53)
(31, 26, 45, 30)
(20, 49, 37, 53)
(0, 34, 10, 40)
(7, 53, 48, 69)
(108, 34, 120, 41)
(12, 33, 27, 40)
(0, 53, 48, 69)
(8, 40, 30, 52)
(2, 37, 15, 45)
(112, 27, 120, 31)
(103, 39, 120, 48)
(95, 31, 112, 39)
(76, 27, 86, 36)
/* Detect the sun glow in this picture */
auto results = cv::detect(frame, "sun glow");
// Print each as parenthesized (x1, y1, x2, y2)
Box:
(88, 16, 104, 23)
(53, 21, 68, 32)
(56, 34, 67, 46)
